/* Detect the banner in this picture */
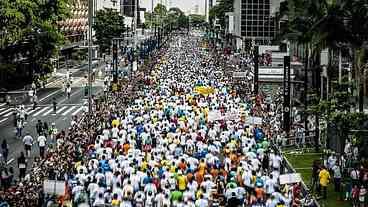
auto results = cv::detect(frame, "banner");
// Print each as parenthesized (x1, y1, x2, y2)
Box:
(207, 110, 222, 122)
(245, 116, 263, 125)
(194, 86, 215, 96)
(43, 180, 66, 196)
(283, 56, 291, 133)
(224, 111, 240, 121)
(279, 173, 302, 185)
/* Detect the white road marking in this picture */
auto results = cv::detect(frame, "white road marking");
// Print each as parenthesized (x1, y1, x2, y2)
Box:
(26, 107, 38, 115)
(38, 90, 60, 102)
(42, 108, 55, 116)
(71, 106, 84, 116)
(62, 106, 77, 116)
(3, 111, 15, 117)
(6, 158, 14, 165)
(32, 107, 50, 117)
(0, 108, 8, 113)
(59, 88, 82, 104)
(0, 108, 13, 116)
(56, 106, 67, 114)
(0, 118, 8, 123)
(0, 103, 7, 107)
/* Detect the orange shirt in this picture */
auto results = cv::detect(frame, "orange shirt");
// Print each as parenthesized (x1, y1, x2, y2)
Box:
(198, 162, 206, 175)
(123, 143, 130, 154)
(195, 172, 204, 185)
(255, 187, 265, 199)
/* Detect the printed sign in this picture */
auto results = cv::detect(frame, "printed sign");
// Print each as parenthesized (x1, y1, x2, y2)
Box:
(207, 110, 222, 122)
(245, 116, 263, 125)
(43, 180, 66, 196)
(279, 173, 302, 185)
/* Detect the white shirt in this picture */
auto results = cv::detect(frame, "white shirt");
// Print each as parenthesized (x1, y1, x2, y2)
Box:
(23, 135, 33, 146)
(37, 135, 47, 147)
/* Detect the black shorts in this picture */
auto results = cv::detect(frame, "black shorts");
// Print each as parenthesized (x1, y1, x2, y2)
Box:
(25, 145, 31, 151)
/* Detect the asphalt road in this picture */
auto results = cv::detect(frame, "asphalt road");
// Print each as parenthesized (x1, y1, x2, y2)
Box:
(0, 70, 103, 179)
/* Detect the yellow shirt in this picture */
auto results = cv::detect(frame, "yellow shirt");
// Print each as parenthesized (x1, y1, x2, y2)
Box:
(111, 199, 120, 206)
(319, 169, 330, 186)
(177, 175, 187, 191)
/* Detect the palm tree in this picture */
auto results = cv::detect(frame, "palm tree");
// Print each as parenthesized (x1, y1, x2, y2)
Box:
(343, 0, 368, 112)
(287, 0, 330, 151)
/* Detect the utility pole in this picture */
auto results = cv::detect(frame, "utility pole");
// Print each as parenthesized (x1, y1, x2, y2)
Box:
(253, 46, 259, 95)
(88, 0, 93, 116)
(283, 56, 291, 136)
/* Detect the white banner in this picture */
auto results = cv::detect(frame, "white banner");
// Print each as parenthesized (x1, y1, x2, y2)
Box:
(279, 173, 302, 185)
(208, 110, 222, 122)
(224, 111, 240, 121)
(232, 72, 247, 78)
(133, 61, 138, 71)
(245, 116, 263, 125)
(43, 180, 66, 196)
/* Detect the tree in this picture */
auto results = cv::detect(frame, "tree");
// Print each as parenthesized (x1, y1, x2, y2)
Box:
(169, 7, 188, 29)
(0, 0, 71, 88)
(93, 8, 125, 54)
(287, 0, 368, 151)
(209, 0, 233, 28)
(189, 14, 205, 26)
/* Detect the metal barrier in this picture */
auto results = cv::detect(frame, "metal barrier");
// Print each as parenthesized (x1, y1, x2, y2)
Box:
(272, 143, 320, 207)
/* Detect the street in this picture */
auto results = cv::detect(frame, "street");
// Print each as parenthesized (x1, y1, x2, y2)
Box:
(0, 65, 104, 175)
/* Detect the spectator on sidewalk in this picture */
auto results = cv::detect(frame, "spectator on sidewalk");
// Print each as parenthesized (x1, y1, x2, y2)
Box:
(1, 140, 9, 162)
(332, 162, 342, 192)
(318, 166, 331, 199)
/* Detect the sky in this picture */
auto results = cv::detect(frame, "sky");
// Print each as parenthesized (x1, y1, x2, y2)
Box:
(140, 0, 206, 15)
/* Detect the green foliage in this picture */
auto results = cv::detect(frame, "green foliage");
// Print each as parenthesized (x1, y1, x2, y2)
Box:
(92, 8, 125, 54)
(189, 14, 205, 26)
(154, 3, 167, 18)
(209, 0, 233, 28)
(0, 0, 70, 79)
(146, 6, 188, 29)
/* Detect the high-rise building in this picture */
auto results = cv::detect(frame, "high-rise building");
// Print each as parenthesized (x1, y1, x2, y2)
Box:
(122, 0, 139, 17)
(240, 0, 275, 45)
(58, 0, 88, 44)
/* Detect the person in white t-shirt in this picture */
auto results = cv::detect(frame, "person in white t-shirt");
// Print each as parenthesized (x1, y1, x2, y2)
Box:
(37, 134, 47, 158)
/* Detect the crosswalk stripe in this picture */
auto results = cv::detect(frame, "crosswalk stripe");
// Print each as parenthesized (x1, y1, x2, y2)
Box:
(71, 106, 84, 116)
(32, 107, 50, 117)
(56, 106, 67, 114)
(0, 108, 13, 116)
(0, 118, 7, 123)
(3, 110, 15, 117)
(0, 103, 6, 107)
(26, 107, 38, 115)
(42, 108, 55, 116)
(62, 106, 77, 116)
(0, 108, 9, 113)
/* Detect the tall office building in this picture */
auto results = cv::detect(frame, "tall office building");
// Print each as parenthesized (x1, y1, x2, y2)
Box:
(240, 0, 275, 45)
(122, 0, 139, 17)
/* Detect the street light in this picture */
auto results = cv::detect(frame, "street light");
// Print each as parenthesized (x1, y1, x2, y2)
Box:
(87, 0, 93, 117)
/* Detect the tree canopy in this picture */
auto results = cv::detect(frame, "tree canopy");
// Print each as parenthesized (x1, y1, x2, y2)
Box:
(0, 0, 70, 79)
(145, 5, 188, 29)
(209, 0, 233, 28)
(189, 14, 206, 26)
(93, 8, 125, 54)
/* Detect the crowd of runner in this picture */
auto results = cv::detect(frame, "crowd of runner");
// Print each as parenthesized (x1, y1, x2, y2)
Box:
(0, 35, 310, 207)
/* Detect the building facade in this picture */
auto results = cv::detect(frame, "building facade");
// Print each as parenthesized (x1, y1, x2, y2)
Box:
(240, 0, 275, 45)
(58, 0, 88, 44)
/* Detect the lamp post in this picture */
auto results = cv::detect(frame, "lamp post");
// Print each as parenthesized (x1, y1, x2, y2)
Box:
(87, 0, 93, 116)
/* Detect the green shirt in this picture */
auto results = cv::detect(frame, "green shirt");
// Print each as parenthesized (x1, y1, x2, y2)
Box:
(170, 190, 183, 202)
